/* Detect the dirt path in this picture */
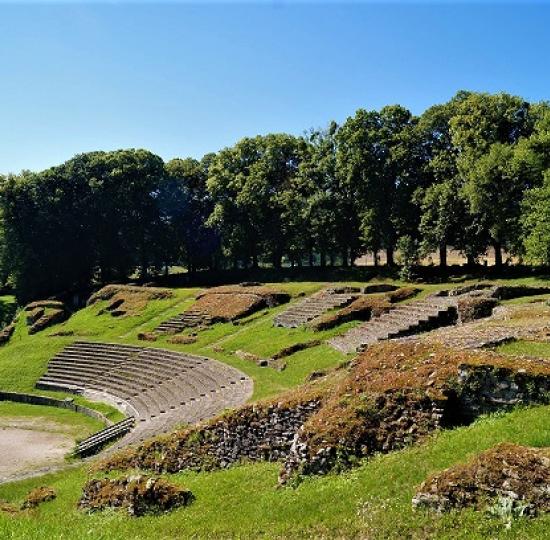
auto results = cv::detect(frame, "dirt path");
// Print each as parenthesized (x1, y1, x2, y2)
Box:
(0, 418, 76, 484)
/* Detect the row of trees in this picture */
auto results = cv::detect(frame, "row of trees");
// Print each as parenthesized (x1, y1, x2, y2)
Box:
(1, 90, 550, 300)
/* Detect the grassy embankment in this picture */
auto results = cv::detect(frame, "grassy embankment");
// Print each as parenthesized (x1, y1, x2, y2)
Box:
(0, 278, 550, 538)
(0, 404, 548, 539)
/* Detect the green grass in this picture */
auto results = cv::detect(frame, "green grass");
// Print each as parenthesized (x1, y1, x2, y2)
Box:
(1, 278, 550, 538)
(0, 405, 548, 539)
(0, 401, 104, 441)
(1, 277, 549, 410)
(497, 339, 550, 358)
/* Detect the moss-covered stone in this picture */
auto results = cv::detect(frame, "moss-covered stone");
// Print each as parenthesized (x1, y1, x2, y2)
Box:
(79, 475, 193, 516)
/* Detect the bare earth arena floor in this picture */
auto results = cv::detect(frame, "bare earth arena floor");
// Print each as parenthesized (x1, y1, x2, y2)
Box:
(0, 418, 74, 483)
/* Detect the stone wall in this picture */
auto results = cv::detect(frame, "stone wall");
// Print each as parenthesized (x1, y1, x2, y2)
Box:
(99, 398, 321, 473)
(98, 343, 550, 485)
(457, 364, 550, 420)
(456, 296, 499, 324)
(279, 392, 445, 484)
(0, 391, 112, 426)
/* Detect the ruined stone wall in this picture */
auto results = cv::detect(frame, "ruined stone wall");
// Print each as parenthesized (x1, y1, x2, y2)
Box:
(457, 364, 550, 420)
(279, 393, 445, 483)
(100, 399, 321, 473)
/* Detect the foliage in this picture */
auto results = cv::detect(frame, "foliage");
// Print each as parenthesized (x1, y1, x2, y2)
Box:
(2, 92, 550, 302)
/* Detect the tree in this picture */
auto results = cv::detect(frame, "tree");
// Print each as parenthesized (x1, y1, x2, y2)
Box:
(162, 156, 218, 274)
(285, 123, 340, 266)
(1, 149, 166, 300)
(1, 167, 95, 301)
(522, 171, 550, 265)
(462, 143, 522, 266)
(337, 105, 423, 266)
(415, 95, 473, 268)
(450, 92, 538, 267)
(207, 134, 307, 268)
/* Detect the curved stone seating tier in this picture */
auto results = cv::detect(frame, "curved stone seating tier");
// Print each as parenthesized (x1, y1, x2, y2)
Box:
(36, 341, 253, 453)
(329, 297, 459, 353)
(273, 289, 359, 328)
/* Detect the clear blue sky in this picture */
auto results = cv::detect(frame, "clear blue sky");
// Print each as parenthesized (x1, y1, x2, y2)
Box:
(1, 1, 549, 174)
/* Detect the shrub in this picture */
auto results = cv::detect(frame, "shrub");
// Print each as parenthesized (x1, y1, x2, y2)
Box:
(396, 235, 419, 282)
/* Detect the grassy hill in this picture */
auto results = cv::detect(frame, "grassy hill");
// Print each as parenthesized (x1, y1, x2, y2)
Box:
(0, 278, 549, 539)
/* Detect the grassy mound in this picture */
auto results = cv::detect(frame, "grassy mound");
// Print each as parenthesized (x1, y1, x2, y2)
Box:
(413, 443, 550, 516)
(190, 284, 290, 322)
(0, 405, 549, 538)
(87, 285, 174, 317)
(79, 475, 193, 516)
(1, 278, 550, 538)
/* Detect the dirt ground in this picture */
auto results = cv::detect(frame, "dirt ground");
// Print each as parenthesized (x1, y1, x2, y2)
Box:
(0, 418, 75, 483)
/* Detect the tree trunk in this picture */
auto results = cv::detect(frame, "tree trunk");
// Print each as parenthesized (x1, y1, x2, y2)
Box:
(439, 244, 447, 269)
(493, 242, 503, 269)
(329, 253, 335, 267)
(309, 249, 314, 267)
(342, 249, 349, 267)
(386, 245, 394, 267)
(466, 253, 476, 268)
(320, 251, 326, 268)
(272, 252, 282, 270)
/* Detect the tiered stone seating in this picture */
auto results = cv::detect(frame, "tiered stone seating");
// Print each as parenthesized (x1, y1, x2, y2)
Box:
(329, 297, 458, 353)
(155, 308, 212, 334)
(273, 288, 359, 328)
(36, 341, 253, 453)
(74, 417, 135, 457)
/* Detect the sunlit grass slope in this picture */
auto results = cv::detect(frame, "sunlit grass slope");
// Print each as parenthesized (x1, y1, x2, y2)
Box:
(0, 405, 548, 539)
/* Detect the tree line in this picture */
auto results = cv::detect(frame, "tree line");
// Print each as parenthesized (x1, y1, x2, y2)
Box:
(1, 90, 550, 301)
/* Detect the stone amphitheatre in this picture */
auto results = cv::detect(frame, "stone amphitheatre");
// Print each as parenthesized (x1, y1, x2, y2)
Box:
(0, 279, 549, 538)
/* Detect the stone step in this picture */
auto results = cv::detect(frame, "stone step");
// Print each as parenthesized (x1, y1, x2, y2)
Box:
(36, 341, 253, 453)
(328, 299, 458, 353)
(75, 417, 135, 457)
